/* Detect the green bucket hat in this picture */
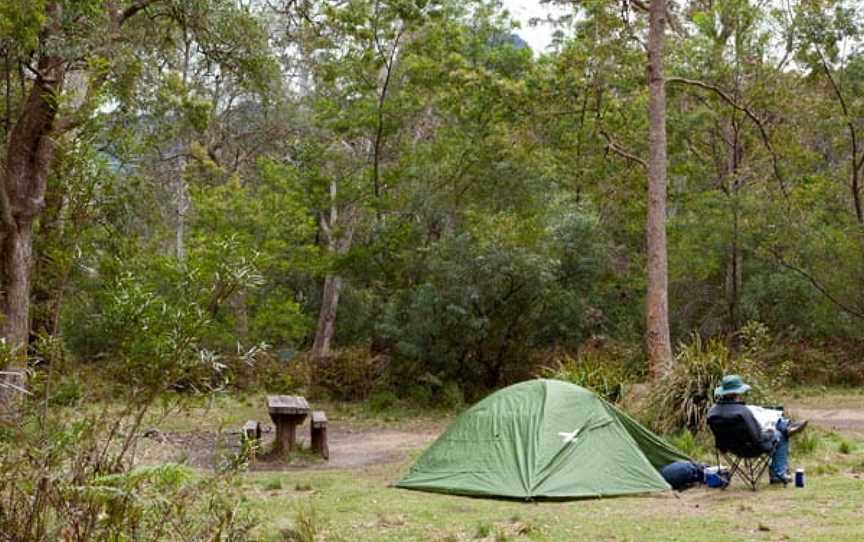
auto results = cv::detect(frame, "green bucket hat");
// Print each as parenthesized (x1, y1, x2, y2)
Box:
(714, 374, 751, 398)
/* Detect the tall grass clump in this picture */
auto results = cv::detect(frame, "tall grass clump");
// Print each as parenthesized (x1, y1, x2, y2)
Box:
(540, 349, 638, 403)
(793, 430, 821, 457)
(648, 326, 780, 433)
(281, 502, 322, 542)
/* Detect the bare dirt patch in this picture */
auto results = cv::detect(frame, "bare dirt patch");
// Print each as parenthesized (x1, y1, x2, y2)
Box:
(137, 421, 441, 471)
(787, 400, 864, 434)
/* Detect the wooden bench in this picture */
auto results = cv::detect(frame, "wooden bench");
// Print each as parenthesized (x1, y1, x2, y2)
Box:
(267, 395, 310, 453)
(310, 410, 329, 460)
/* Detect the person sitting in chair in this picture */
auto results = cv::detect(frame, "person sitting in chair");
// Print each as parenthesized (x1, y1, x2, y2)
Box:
(707, 375, 807, 484)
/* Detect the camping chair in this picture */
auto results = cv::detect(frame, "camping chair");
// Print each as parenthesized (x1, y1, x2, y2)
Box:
(707, 413, 778, 491)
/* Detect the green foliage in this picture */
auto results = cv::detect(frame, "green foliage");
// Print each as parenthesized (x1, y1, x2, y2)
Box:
(838, 439, 856, 455)
(648, 333, 776, 433)
(0, 0, 46, 51)
(667, 430, 709, 460)
(0, 402, 254, 541)
(0, 338, 15, 370)
(45, 374, 83, 407)
(379, 205, 609, 396)
(264, 479, 283, 491)
(369, 390, 399, 413)
(293, 347, 388, 401)
(540, 350, 637, 403)
(6, 0, 864, 433)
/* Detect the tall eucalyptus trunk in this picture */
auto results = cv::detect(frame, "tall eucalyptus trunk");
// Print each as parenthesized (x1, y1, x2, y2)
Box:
(645, 0, 672, 377)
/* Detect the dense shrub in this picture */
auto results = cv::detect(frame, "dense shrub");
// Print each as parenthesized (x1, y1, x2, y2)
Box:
(376, 211, 608, 397)
(289, 347, 388, 401)
(781, 340, 864, 386)
(539, 345, 640, 403)
(0, 405, 254, 541)
(1, 262, 256, 541)
(648, 326, 784, 433)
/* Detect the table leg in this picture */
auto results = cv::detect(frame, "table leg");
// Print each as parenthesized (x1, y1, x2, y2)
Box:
(273, 419, 295, 453)
(271, 414, 309, 454)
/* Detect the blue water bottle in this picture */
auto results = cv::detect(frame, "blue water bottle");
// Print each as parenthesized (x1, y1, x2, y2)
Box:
(795, 468, 805, 488)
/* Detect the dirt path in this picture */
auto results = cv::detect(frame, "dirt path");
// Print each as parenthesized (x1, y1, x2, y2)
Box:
(324, 424, 439, 468)
(138, 421, 442, 471)
(788, 405, 864, 434)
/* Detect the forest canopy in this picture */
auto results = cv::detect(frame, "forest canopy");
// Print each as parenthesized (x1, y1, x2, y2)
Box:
(2, 0, 864, 400)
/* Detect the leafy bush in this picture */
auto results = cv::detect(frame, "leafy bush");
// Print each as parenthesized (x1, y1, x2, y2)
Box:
(46, 374, 83, 407)
(1, 261, 258, 541)
(648, 332, 776, 433)
(540, 350, 637, 403)
(667, 430, 709, 459)
(393, 373, 465, 410)
(290, 347, 388, 401)
(369, 390, 399, 413)
(377, 210, 608, 397)
(0, 337, 17, 370)
(440, 381, 465, 410)
(0, 401, 255, 541)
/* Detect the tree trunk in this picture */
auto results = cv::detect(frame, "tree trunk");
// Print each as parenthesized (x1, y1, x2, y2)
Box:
(311, 178, 356, 359)
(0, 52, 63, 367)
(724, 121, 743, 341)
(175, 175, 188, 261)
(311, 274, 343, 358)
(725, 216, 742, 336)
(645, 0, 672, 377)
(1, 223, 34, 361)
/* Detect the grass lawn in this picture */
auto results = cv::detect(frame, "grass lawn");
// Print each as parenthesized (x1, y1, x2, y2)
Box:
(241, 446, 864, 542)
(140, 390, 864, 541)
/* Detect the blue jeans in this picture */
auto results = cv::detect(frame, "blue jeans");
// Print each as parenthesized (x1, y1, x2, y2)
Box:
(768, 418, 791, 481)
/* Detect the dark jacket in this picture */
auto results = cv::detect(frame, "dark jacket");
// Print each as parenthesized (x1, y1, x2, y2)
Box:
(707, 398, 774, 454)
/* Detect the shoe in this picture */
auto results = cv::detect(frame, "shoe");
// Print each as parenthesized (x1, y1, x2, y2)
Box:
(786, 420, 808, 437)
(769, 474, 791, 485)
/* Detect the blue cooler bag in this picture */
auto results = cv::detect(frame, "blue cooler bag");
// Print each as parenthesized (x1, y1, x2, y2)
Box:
(704, 466, 730, 488)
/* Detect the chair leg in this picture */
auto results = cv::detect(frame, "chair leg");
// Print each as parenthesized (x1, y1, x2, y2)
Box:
(720, 452, 744, 490)
(716, 447, 777, 491)
(742, 455, 772, 491)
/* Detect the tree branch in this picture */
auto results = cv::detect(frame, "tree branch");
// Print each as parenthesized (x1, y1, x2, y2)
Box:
(813, 46, 863, 223)
(667, 76, 789, 198)
(119, 0, 162, 26)
(771, 251, 864, 320)
(600, 130, 648, 169)
(630, 0, 649, 12)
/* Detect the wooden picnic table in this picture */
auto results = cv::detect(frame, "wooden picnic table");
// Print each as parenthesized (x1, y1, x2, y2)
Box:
(267, 395, 310, 453)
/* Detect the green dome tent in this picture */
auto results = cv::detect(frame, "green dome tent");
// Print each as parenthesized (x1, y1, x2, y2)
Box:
(397, 379, 689, 499)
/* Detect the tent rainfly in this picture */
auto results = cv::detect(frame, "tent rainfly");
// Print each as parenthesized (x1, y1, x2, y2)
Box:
(397, 379, 689, 499)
